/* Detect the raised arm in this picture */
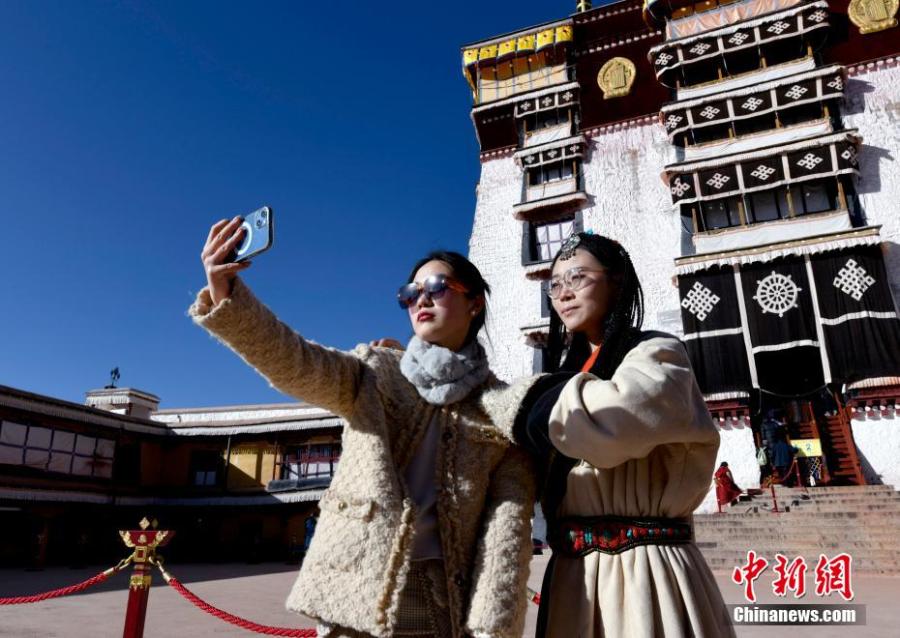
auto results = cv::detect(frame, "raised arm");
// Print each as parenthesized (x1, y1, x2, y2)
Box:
(548, 335, 719, 469)
(189, 217, 363, 417)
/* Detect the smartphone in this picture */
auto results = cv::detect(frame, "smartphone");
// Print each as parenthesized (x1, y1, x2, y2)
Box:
(227, 206, 274, 263)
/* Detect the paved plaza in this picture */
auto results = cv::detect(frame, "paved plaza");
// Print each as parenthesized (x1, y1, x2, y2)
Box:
(0, 556, 896, 637)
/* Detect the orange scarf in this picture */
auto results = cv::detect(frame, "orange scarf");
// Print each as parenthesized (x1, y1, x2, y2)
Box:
(581, 346, 601, 373)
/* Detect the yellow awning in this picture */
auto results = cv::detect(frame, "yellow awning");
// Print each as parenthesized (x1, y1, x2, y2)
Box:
(517, 34, 536, 52)
(536, 28, 555, 50)
(463, 22, 573, 68)
(498, 38, 517, 57)
(478, 44, 499, 61)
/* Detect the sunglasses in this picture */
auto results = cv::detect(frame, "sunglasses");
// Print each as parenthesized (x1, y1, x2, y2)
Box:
(398, 274, 469, 309)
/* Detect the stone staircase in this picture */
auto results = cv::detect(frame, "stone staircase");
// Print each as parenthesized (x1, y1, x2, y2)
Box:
(694, 485, 900, 575)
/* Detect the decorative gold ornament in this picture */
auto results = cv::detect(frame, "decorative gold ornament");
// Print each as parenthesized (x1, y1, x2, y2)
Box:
(849, 0, 899, 34)
(119, 530, 134, 547)
(597, 57, 637, 99)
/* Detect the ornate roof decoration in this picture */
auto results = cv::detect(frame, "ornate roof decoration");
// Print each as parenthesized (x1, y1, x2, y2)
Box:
(661, 65, 846, 139)
(673, 226, 883, 275)
(514, 135, 587, 168)
(665, 130, 861, 206)
(648, 1, 830, 87)
(462, 20, 574, 87)
(513, 83, 580, 117)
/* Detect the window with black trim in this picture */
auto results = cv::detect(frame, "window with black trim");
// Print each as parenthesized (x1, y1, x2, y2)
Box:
(763, 37, 807, 68)
(525, 218, 575, 263)
(733, 113, 777, 137)
(279, 443, 341, 480)
(795, 179, 836, 215)
(527, 161, 575, 186)
(779, 102, 825, 127)
(540, 280, 552, 318)
(532, 347, 548, 374)
(700, 196, 742, 230)
(692, 122, 732, 144)
(524, 108, 570, 134)
(746, 189, 790, 223)
(0, 421, 115, 479)
(190, 450, 221, 487)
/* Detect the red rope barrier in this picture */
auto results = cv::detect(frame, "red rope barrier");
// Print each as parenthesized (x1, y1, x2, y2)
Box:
(165, 577, 316, 637)
(150, 557, 314, 637)
(0, 559, 129, 605)
(154, 556, 542, 636)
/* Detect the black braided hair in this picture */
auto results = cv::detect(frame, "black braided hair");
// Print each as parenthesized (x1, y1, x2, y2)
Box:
(545, 233, 644, 380)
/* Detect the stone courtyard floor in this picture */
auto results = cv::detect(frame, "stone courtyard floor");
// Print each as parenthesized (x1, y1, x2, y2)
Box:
(1, 556, 897, 637)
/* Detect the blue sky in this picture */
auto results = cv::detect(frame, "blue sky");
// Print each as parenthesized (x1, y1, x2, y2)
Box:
(1, 0, 591, 408)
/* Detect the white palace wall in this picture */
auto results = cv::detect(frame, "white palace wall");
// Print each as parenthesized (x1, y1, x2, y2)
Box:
(843, 58, 900, 310)
(468, 59, 900, 510)
(469, 157, 544, 382)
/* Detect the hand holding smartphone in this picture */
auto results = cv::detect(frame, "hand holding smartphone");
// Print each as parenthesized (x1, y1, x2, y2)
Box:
(201, 205, 275, 307)
(226, 206, 274, 263)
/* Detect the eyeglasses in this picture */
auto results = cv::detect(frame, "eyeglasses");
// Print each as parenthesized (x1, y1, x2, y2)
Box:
(547, 267, 605, 299)
(397, 274, 469, 309)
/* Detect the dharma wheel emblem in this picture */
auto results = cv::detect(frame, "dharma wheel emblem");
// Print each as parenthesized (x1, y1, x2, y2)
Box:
(753, 272, 802, 318)
(597, 57, 636, 99)
(849, 0, 899, 34)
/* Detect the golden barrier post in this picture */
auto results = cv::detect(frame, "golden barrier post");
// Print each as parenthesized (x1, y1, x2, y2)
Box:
(119, 517, 173, 638)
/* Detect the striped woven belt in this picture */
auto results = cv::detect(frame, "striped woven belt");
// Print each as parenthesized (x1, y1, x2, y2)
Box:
(551, 515, 693, 557)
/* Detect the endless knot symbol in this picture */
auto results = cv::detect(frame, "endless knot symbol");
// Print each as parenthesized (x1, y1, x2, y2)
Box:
(742, 97, 764, 111)
(841, 147, 858, 165)
(729, 32, 751, 45)
(753, 272, 802, 317)
(706, 173, 731, 189)
(784, 85, 809, 100)
(656, 52, 673, 66)
(751, 165, 776, 181)
(767, 21, 791, 35)
(808, 10, 828, 23)
(833, 259, 875, 301)
(796, 153, 824, 170)
(671, 178, 691, 197)
(666, 114, 684, 129)
(827, 77, 843, 91)
(690, 42, 712, 56)
(699, 106, 721, 120)
(681, 282, 721, 321)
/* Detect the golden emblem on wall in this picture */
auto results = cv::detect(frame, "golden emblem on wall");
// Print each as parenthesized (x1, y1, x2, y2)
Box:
(849, 0, 899, 34)
(597, 57, 637, 99)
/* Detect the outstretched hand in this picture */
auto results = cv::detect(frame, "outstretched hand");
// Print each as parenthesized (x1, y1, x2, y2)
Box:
(202, 216, 253, 306)
(369, 338, 405, 351)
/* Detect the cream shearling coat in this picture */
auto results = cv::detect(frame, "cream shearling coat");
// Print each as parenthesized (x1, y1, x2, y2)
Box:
(189, 279, 537, 638)
(542, 333, 735, 637)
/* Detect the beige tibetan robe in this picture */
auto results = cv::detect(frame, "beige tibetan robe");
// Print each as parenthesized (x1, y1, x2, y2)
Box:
(543, 334, 735, 638)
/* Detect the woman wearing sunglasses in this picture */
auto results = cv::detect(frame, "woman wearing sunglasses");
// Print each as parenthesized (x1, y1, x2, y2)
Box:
(189, 216, 536, 638)
(516, 232, 733, 637)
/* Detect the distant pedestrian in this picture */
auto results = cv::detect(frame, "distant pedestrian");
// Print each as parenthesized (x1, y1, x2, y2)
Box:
(773, 436, 798, 486)
(715, 462, 743, 508)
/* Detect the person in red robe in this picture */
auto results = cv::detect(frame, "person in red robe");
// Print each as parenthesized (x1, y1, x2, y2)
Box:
(715, 462, 743, 508)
